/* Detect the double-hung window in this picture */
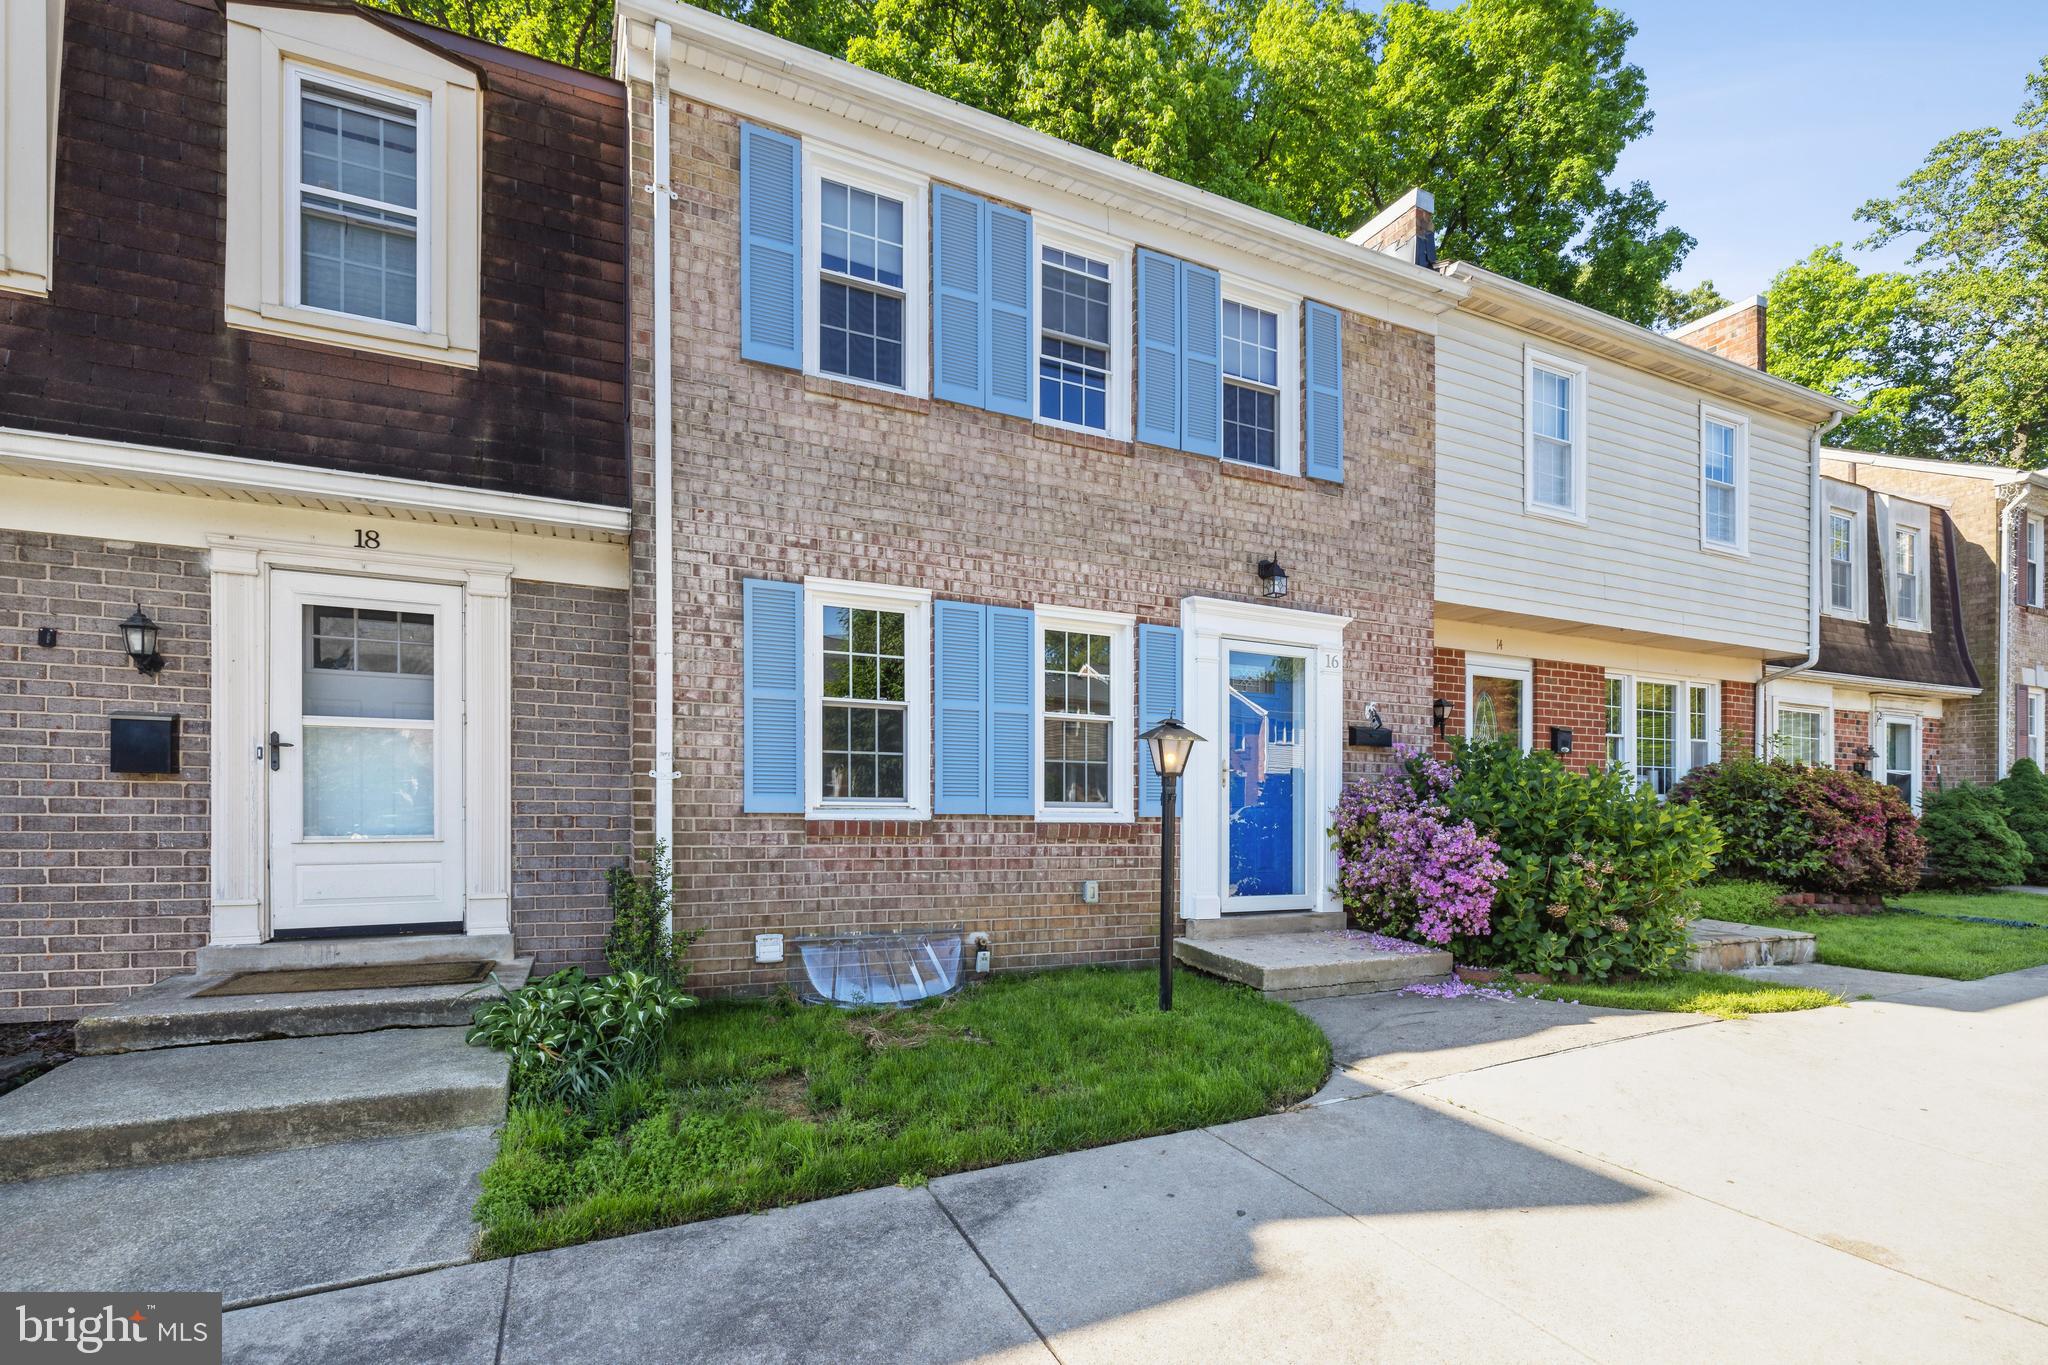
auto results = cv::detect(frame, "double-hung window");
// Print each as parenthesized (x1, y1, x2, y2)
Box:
(1222, 300, 1281, 468)
(818, 179, 908, 389)
(1700, 410, 1746, 552)
(1774, 705, 1826, 767)
(1893, 525, 1925, 628)
(1035, 608, 1133, 819)
(1038, 246, 1112, 431)
(1605, 677, 1628, 768)
(1828, 511, 1858, 615)
(805, 581, 931, 819)
(1525, 351, 1586, 518)
(2028, 515, 2043, 608)
(294, 79, 424, 328)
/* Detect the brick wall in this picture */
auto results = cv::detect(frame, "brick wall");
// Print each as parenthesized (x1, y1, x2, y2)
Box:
(0, 530, 210, 1023)
(1670, 299, 1766, 371)
(510, 581, 634, 974)
(1924, 717, 1947, 797)
(1532, 659, 1606, 771)
(636, 90, 1438, 994)
(1832, 709, 1871, 772)
(1721, 681, 1757, 758)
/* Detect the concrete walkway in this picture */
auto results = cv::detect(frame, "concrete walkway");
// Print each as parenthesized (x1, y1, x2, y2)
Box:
(214, 963, 2048, 1364)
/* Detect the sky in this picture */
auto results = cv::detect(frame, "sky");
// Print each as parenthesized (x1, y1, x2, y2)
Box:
(1608, 0, 2048, 295)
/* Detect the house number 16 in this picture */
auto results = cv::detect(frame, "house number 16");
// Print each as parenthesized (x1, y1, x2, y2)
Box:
(354, 529, 382, 550)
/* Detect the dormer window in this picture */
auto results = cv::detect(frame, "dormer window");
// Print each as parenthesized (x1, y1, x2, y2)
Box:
(1894, 525, 1924, 627)
(295, 80, 425, 328)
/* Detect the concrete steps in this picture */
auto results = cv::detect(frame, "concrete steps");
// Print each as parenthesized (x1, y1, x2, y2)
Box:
(73, 959, 531, 1055)
(0, 1027, 508, 1183)
(1175, 930, 1453, 1001)
(1685, 919, 1818, 973)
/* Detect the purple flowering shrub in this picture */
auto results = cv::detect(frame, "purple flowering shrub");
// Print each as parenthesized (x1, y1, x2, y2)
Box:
(1330, 748, 1506, 946)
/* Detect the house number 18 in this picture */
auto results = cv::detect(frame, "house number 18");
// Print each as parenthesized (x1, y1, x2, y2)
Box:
(354, 529, 381, 550)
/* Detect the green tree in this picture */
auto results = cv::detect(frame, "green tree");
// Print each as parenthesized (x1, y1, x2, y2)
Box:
(363, 0, 615, 73)
(1766, 245, 1950, 455)
(1653, 278, 1729, 331)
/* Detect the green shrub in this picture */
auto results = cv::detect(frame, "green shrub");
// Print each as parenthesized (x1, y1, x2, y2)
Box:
(1920, 784, 2029, 890)
(603, 843, 698, 986)
(468, 968, 695, 1107)
(1687, 879, 1786, 922)
(1666, 757, 1824, 885)
(1997, 758, 2048, 884)
(1438, 739, 1720, 981)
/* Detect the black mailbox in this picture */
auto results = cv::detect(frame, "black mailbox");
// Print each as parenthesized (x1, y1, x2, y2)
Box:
(1549, 726, 1574, 756)
(110, 715, 179, 774)
(1348, 723, 1394, 748)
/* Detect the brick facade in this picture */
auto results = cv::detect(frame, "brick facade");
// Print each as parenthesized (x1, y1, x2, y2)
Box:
(1721, 681, 1757, 758)
(1831, 710, 1872, 772)
(1532, 659, 1607, 772)
(1670, 298, 1767, 372)
(636, 90, 1438, 994)
(511, 581, 635, 974)
(0, 530, 211, 1023)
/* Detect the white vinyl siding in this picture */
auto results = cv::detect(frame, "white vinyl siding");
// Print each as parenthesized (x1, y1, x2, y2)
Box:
(1437, 313, 1811, 656)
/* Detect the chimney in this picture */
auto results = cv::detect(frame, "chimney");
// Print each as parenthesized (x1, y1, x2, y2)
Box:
(1349, 188, 1436, 268)
(1669, 294, 1768, 371)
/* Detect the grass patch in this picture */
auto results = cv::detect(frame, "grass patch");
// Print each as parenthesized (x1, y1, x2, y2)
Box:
(475, 966, 1329, 1257)
(1528, 970, 1841, 1019)
(1691, 880, 2048, 981)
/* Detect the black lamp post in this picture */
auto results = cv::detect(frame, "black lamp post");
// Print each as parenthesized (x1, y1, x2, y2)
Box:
(120, 605, 165, 676)
(1141, 716, 1203, 1011)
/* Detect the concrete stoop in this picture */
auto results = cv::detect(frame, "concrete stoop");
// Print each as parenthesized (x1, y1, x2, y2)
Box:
(73, 958, 531, 1055)
(1174, 931, 1453, 1001)
(0, 1027, 508, 1183)
(1685, 918, 1818, 973)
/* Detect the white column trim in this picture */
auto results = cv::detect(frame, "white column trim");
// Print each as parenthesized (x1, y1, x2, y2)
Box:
(208, 544, 267, 946)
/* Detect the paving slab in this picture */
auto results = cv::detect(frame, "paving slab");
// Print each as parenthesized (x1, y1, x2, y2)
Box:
(1684, 916, 1815, 971)
(1420, 990, 2048, 1326)
(931, 1129, 1582, 1364)
(1732, 961, 1954, 999)
(0, 1027, 506, 1181)
(500, 1185, 1050, 1365)
(0, 1125, 496, 1308)
(1213, 1092, 2048, 1362)
(224, 1260, 511, 1365)
(1293, 988, 1702, 1101)
(1173, 931, 1450, 1000)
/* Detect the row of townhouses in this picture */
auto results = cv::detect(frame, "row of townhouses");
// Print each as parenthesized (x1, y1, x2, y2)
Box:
(0, 0, 2021, 1020)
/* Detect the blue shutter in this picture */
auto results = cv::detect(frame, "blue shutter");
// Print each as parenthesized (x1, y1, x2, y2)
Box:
(743, 579, 804, 813)
(1135, 249, 1181, 448)
(1137, 623, 1183, 818)
(932, 185, 986, 408)
(1304, 300, 1344, 483)
(987, 607, 1035, 814)
(738, 124, 802, 369)
(934, 599, 989, 814)
(985, 203, 1034, 419)
(1179, 261, 1223, 457)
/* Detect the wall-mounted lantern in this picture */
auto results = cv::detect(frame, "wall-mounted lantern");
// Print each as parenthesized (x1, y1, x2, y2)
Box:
(1256, 559, 1289, 599)
(1431, 697, 1450, 736)
(120, 605, 165, 676)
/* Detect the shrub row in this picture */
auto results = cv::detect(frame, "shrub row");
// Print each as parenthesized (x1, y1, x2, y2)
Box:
(1671, 757, 1921, 897)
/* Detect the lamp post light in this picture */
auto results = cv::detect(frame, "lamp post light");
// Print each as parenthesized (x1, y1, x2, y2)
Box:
(1140, 716, 1203, 1011)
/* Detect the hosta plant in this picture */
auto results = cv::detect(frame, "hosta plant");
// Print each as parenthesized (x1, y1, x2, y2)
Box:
(468, 968, 693, 1107)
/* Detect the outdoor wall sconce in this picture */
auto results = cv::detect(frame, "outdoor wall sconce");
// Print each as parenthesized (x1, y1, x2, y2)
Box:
(120, 604, 166, 676)
(1431, 697, 1450, 735)
(1256, 559, 1289, 599)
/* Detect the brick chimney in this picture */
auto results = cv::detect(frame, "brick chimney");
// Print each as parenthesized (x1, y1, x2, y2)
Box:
(1669, 295, 1768, 371)
(1349, 188, 1436, 268)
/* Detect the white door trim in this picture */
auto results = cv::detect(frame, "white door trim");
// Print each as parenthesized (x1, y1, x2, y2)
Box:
(207, 534, 513, 945)
(1875, 710, 1923, 815)
(1178, 597, 1350, 922)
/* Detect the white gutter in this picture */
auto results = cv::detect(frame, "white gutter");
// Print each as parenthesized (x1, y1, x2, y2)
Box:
(1756, 411, 1847, 747)
(2000, 481, 2034, 774)
(647, 19, 677, 930)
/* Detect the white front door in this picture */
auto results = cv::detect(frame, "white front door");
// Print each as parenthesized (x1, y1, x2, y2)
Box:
(1878, 714, 1920, 814)
(266, 571, 466, 934)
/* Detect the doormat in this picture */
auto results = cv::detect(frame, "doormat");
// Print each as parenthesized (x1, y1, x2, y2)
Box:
(195, 960, 495, 997)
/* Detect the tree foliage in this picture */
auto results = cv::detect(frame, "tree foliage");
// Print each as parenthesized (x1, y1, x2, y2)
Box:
(1770, 57, 2048, 465)
(363, 0, 616, 73)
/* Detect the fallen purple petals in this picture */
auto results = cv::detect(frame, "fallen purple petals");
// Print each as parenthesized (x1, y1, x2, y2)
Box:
(1397, 976, 1521, 1003)
(1332, 930, 1435, 955)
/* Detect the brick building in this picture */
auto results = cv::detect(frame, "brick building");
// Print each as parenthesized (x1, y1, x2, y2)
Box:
(0, 0, 633, 1021)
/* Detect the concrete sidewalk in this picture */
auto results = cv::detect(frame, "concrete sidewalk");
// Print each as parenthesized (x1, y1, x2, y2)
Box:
(219, 964, 2048, 1364)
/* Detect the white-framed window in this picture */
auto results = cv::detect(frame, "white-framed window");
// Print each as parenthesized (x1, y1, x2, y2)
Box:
(1524, 349, 1588, 520)
(803, 147, 928, 396)
(1221, 280, 1300, 473)
(288, 70, 428, 330)
(1773, 704, 1827, 767)
(0, 0, 63, 298)
(2028, 514, 2043, 608)
(1893, 523, 1926, 629)
(1034, 225, 1127, 436)
(1466, 656, 1533, 752)
(224, 2, 480, 366)
(1604, 674, 1719, 793)
(804, 579, 932, 820)
(2031, 688, 2046, 768)
(1826, 507, 1862, 618)
(1033, 606, 1134, 821)
(1700, 408, 1748, 553)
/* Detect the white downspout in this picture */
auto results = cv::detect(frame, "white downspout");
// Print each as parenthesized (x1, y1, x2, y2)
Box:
(1999, 479, 2033, 776)
(648, 20, 677, 931)
(1756, 411, 1846, 748)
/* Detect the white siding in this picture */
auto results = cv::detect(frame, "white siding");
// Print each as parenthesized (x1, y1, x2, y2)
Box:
(1436, 312, 1811, 656)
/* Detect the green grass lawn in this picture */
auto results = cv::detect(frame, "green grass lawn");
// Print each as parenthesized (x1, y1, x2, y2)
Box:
(1528, 971, 1841, 1019)
(1694, 881, 2048, 981)
(474, 966, 1330, 1257)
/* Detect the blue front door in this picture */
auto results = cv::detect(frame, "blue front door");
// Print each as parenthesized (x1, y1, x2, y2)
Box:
(1226, 648, 1308, 906)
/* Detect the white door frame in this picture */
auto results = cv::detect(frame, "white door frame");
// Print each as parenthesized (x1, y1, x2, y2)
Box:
(1464, 653, 1534, 752)
(207, 534, 513, 945)
(1179, 597, 1350, 922)
(1875, 709, 1923, 814)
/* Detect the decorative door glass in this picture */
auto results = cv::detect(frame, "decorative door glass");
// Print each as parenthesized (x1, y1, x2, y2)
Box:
(1227, 651, 1306, 900)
